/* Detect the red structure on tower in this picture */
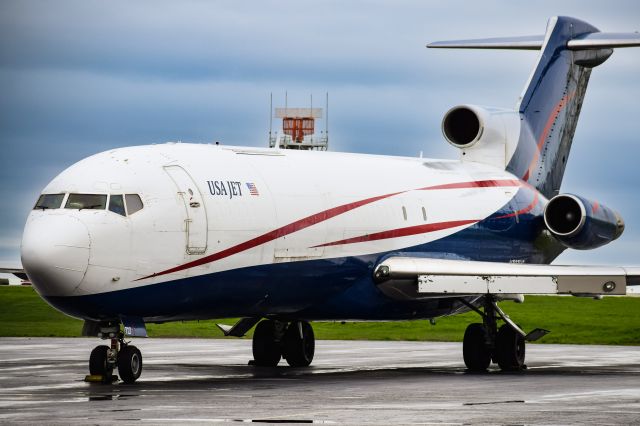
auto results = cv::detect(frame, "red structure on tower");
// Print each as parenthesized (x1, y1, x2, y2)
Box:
(269, 94, 329, 151)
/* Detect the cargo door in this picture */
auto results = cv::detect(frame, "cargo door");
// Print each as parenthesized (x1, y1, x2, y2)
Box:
(164, 165, 208, 254)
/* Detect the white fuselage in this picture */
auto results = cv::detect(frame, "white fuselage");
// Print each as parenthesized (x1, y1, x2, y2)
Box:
(21, 143, 545, 320)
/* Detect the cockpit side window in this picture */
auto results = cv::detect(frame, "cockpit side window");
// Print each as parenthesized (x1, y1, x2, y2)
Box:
(34, 193, 65, 210)
(125, 194, 144, 215)
(108, 194, 126, 216)
(65, 194, 107, 210)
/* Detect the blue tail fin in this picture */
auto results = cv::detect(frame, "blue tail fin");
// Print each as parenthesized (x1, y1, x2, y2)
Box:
(508, 16, 609, 197)
(429, 16, 640, 198)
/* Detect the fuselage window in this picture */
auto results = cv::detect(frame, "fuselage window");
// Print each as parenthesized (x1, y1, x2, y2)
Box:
(33, 193, 65, 210)
(65, 194, 107, 210)
(422, 206, 427, 221)
(402, 206, 407, 221)
(108, 194, 126, 216)
(125, 194, 144, 215)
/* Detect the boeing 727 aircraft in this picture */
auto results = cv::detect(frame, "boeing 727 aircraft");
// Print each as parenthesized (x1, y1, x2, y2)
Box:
(2, 16, 640, 383)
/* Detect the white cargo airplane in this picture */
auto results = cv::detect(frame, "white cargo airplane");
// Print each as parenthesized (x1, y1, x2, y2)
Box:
(2, 16, 640, 383)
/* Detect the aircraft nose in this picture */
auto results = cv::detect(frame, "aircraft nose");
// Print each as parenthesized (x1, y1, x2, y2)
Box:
(21, 214, 90, 297)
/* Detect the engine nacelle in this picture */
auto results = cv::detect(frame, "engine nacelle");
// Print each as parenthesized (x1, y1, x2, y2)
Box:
(441, 105, 520, 167)
(543, 194, 625, 250)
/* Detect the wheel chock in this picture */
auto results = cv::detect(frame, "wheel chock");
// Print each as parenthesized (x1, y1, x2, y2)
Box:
(84, 374, 118, 383)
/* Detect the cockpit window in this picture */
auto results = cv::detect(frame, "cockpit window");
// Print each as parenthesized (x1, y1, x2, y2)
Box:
(34, 194, 65, 210)
(108, 194, 126, 216)
(65, 194, 107, 210)
(125, 194, 143, 215)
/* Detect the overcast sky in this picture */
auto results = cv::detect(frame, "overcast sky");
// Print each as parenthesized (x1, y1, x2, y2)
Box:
(1, 0, 639, 271)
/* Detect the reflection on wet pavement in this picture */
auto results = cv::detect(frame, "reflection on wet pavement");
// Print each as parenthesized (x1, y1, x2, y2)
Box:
(1, 338, 640, 424)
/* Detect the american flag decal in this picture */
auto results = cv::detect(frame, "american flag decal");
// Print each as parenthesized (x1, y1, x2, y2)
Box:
(246, 182, 259, 196)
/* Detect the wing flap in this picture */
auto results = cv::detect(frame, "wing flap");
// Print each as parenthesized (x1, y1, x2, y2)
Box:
(375, 257, 636, 297)
(417, 274, 625, 295)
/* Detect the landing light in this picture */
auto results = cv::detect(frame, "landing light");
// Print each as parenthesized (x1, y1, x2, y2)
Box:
(603, 281, 616, 293)
(375, 265, 390, 279)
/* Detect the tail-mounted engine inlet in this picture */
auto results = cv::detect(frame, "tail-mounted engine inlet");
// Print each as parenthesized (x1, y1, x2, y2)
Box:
(440, 104, 520, 168)
(543, 194, 625, 250)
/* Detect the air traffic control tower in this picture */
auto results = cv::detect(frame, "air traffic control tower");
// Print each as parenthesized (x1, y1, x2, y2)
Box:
(268, 95, 328, 151)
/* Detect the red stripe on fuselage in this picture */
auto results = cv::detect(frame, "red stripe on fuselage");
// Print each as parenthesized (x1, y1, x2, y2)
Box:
(494, 190, 540, 219)
(136, 179, 523, 281)
(418, 179, 521, 191)
(313, 220, 478, 248)
(135, 191, 403, 280)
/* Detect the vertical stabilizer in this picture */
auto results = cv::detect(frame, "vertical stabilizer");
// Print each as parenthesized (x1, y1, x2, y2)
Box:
(428, 16, 640, 198)
(508, 17, 610, 197)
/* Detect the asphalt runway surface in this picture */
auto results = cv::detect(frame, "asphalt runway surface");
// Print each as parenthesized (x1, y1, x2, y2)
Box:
(1, 338, 640, 424)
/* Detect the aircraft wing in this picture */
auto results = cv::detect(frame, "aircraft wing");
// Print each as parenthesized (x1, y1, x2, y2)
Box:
(374, 257, 639, 300)
(0, 264, 28, 281)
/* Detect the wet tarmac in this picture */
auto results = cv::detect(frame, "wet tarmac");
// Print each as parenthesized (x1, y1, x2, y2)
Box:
(1, 338, 640, 424)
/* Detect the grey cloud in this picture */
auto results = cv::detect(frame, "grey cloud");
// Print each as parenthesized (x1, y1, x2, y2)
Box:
(1, 0, 639, 264)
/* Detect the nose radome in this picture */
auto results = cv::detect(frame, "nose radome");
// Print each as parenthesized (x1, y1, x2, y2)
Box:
(21, 214, 90, 297)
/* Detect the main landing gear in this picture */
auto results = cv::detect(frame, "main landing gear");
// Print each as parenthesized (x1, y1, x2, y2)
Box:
(461, 296, 548, 372)
(251, 319, 315, 367)
(88, 325, 142, 384)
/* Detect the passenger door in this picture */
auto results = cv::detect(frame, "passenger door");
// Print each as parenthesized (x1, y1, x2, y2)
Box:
(164, 165, 208, 255)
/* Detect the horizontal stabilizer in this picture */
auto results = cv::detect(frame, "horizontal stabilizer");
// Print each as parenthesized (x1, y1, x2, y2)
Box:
(427, 35, 544, 50)
(567, 32, 640, 49)
(427, 32, 640, 51)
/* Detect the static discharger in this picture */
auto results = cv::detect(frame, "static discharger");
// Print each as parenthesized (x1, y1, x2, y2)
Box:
(269, 92, 329, 150)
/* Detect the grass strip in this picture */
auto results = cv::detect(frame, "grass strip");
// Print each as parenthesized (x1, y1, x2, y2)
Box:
(1, 286, 638, 345)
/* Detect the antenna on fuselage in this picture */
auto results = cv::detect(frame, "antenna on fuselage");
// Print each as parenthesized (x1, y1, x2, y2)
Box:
(269, 92, 273, 147)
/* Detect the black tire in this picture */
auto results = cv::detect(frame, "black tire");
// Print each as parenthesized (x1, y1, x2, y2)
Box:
(252, 320, 281, 367)
(495, 324, 525, 371)
(463, 323, 492, 371)
(89, 345, 111, 376)
(283, 321, 315, 367)
(118, 345, 143, 383)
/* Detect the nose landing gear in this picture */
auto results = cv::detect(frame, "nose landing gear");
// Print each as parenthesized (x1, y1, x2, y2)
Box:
(88, 345, 112, 378)
(86, 326, 143, 384)
(117, 344, 143, 383)
(251, 319, 315, 367)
